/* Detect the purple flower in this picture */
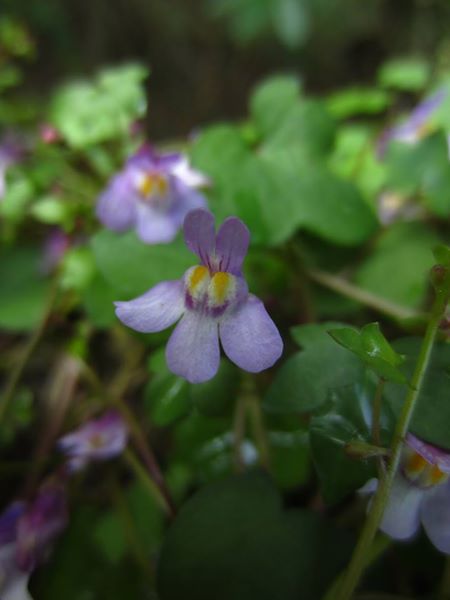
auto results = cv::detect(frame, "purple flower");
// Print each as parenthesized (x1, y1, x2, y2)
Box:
(0, 135, 25, 201)
(378, 90, 446, 158)
(0, 483, 67, 600)
(58, 410, 128, 472)
(363, 433, 450, 552)
(41, 228, 71, 274)
(115, 209, 283, 384)
(96, 145, 209, 244)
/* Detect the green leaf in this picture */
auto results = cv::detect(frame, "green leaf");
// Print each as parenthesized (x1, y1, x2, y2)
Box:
(250, 75, 301, 137)
(91, 229, 194, 297)
(51, 64, 148, 148)
(0, 246, 50, 331)
(60, 246, 96, 292)
(385, 338, 450, 449)
(386, 132, 450, 217)
(264, 323, 364, 413)
(31, 195, 73, 226)
(157, 472, 352, 600)
(433, 244, 450, 267)
(378, 58, 430, 92)
(272, 0, 310, 48)
(145, 348, 191, 426)
(329, 322, 407, 383)
(190, 359, 239, 417)
(310, 382, 395, 504)
(326, 87, 391, 119)
(355, 222, 440, 308)
(82, 272, 117, 328)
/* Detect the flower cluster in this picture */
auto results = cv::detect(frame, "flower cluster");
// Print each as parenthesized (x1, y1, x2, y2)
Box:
(364, 433, 450, 553)
(115, 208, 283, 383)
(96, 146, 209, 244)
(0, 482, 67, 600)
(58, 410, 128, 472)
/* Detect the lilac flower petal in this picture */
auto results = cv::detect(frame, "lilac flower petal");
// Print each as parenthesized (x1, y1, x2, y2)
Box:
(379, 473, 424, 540)
(0, 502, 25, 545)
(0, 572, 31, 600)
(96, 173, 137, 232)
(166, 311, 220, 383)
(183, 209, 215, 266)
(135, 203, 179, 244)
(171, 179, 207, 214)
(115, 280, 184, 333)
(215, 217, 250, 274)
(219, 294, 283, 373)
(405, 433, 450, 473)
(171, 157, 210, 187)
(421, 482, 450, 554)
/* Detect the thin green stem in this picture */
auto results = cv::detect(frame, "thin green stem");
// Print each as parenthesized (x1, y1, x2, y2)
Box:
(307, 269, 422, 322)
(246, 394, 271, 470)
(372, 378, 386, 478)
(335, 291, 447, 600)
(323, 535, 391, 600)
(123, 449, 172, 517)
(0, 280, 58, 423)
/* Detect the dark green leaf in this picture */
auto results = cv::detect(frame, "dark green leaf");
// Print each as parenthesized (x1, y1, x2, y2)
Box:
(157, 472, 352, 600)
(264, 323, 364, 413)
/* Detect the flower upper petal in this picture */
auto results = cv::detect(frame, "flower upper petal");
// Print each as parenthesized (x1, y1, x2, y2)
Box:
(215, 216, 250, 274)
(96, 173, 137, 232)
(166, 311, 220, 383)
(421, 482, 450, 554)
(183, 209, 215, 266)
(219, 294, 283, 373)
(406, 433, 450, 474)
(379, 473, 424, 540)
(115, 280, 184, 333)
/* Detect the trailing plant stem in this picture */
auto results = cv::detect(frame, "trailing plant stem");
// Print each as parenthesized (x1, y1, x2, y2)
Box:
(336, 294, 447, 600)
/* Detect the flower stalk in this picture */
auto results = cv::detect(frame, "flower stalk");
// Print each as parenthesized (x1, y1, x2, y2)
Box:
(335, 265, 450, 600)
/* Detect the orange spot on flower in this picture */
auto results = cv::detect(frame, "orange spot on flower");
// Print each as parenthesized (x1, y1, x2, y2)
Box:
(210, 272, 233, 305)
(188, 266, 209, 293)
(406, 452, 427, 475)
(138, 173, 168, 198)
(428, 465, 448, 486)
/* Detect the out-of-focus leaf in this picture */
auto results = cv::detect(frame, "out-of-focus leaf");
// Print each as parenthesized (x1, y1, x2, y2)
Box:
(190, 360, 239, 417)
(157, 472, 352, 600)
(60, 246, 96, 291)
(250, 75, 301, 137)
(272, 0, 310, 48)
(355, 222, 439, 308)
(378, 58, 430, 92)
(326, 87, 391, 119)
(51, 64, 148, 148)
(82, 272, 117, 328)
(0, 246, 50, 331)
(385, 338, 450, 450)
(264, 323, 364, 413)
(91, 229, 193, 298)
(145, 348, 191, 427)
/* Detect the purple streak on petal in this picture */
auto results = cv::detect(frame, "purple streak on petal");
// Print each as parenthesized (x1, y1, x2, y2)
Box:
(96, 172, 137, 232)
(215, 216, 250, 275)
(0, 502, 25, 545)
(219, 294, 283, 373)
(135, 202, 179, 244)
(421, 482, 450, 554)
(406, 433, 450, 474)
(379, 473, 424, 540)
(115, 280, 184, 333)
(16, 485, 67, 572)
(183, 209, 216, 267)
(166, 311, 220, 383)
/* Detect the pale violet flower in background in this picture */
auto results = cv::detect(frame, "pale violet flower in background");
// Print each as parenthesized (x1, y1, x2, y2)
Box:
(377, 90, 447, 158)
(363, 433, 450, 552)
(115, 209, 283, 384)
(96, 145, 209, 244)
(0, 135, 25, 201)
(58, 410, 128, 472)
(0, 483, 67, 600)
(40, 228, 71, 274)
